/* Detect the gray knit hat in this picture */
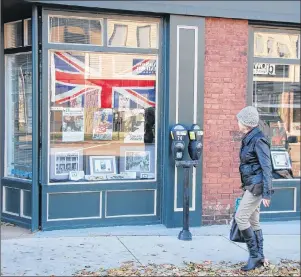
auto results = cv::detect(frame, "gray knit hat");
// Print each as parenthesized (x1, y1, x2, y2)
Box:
(236, 106, 259, 128)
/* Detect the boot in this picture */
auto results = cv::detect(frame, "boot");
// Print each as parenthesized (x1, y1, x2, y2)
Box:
(254, 229, 265, 263)
(240, 227, 262, 271)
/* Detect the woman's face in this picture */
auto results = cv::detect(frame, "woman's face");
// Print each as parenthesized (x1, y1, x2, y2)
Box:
(238, 121, 250, 134)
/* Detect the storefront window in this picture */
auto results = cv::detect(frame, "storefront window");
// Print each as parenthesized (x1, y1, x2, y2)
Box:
(253, 29, 300, 178)
(254, 32, 300, 59)
(48, 50, 158, 183)
(108, 19, 158, 48)
(4, 21, 23, 49)
(49, 15, 103, 45)
(5, 53, 33, 179)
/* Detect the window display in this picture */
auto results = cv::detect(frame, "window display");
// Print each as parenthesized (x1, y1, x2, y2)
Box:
(5, 53, 33, 179)
(253, 29, 300, 178)
(49, 51, 158, 183)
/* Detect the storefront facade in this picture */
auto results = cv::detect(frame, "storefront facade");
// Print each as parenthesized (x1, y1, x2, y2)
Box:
(0, 0, 300, 231)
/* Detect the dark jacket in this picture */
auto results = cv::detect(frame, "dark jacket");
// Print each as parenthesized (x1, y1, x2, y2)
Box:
(239, 127, 273, 199)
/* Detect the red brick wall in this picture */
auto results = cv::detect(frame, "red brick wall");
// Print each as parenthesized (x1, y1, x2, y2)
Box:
(202, 18, 249, 225)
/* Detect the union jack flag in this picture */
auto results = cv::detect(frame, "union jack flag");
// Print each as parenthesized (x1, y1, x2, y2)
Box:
(51, 51, 156, 108)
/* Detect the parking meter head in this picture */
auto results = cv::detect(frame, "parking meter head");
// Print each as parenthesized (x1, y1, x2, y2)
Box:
(170, 124, 188, 161)
(188, 124, 203, 161)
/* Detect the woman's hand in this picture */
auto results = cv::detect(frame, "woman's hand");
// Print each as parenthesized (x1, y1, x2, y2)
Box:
(262, 199, 271, 207)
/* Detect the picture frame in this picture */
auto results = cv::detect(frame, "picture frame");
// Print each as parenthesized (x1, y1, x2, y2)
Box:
(271, 150, 292, 170)
(89, 156, 117, 176)
(50, 148, 84, 181)
(119, 145, 155, 179)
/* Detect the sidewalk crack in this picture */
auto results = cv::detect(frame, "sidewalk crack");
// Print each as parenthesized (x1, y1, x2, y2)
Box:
(117, 236, 142, 266)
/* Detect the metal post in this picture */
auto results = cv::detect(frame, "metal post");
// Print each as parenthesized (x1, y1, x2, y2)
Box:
(178, 165, 192, 241)
(31, 5, 39, 232)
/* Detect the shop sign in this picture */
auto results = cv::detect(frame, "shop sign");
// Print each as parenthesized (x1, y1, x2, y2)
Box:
(133, 59, 156, 75)
(253, 63, 276, 75)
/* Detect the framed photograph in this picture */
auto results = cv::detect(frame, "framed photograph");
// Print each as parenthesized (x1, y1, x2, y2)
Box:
(271, 151, 292, 170)
(125, 151, 150, 172)
(119, 145, 155, 178)
(50, 148, 84, 181)
(89, 156, 117, 176)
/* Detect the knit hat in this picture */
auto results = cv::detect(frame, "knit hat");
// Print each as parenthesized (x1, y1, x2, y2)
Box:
(236, 106, 259, 128)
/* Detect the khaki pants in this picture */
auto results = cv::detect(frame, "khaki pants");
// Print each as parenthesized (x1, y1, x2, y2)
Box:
(235, 190, 262, 231)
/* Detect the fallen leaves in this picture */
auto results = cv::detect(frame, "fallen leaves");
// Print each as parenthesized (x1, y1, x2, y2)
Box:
(74, 259, 300, 276)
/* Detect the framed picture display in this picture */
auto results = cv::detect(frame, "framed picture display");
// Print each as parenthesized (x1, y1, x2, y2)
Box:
(89, 156, 117, 176)
(50, 148, 84, 181)
(119, 145, 155, 179)
(271, 151, 292, 170)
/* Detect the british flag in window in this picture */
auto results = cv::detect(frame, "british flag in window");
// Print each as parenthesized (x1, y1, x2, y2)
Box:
(50, 51, 156, 109)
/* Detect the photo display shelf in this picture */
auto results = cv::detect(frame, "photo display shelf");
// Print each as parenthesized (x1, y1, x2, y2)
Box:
(49, 106, 156, 182)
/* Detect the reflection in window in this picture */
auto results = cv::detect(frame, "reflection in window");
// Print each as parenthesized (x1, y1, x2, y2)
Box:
(107, 19, 158, 48)
(24, 19, 32, 46)
(4, 21, 23, 49)
(253, 63, 300, 177)
(254, 31, 300, 59)
(5, 53, 33, 179)
(49, 16, 102, 45)
(108, 24, 128, 46)
(48, 51, 158, 183)
(137, 25, 151, 48)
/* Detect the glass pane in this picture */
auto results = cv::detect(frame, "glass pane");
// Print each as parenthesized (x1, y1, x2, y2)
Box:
(108, 19, 158, 48)
(49, 16, 102, 45)
(49, 51, 158, 183)
(5, 53, 33, 179)
(254, 31, 300, 59)
(4, 21, 23, 49)
(24, 19, 32, 46)
(253, 63, 300, 177)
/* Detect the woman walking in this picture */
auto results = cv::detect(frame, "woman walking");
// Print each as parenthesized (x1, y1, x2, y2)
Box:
(235, 106, 273, 271)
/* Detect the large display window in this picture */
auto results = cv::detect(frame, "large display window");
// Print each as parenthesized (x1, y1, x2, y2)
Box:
(5, 53, 33, 179)
(252, 29, 300, 178)
(47, 13, 160, 184)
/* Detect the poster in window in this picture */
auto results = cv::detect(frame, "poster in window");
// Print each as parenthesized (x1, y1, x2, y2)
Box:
(92, 109, 113, 140)
(132, 58, 156, 76)
(62, 108, 84, 142)
(121, 109, 145, 143)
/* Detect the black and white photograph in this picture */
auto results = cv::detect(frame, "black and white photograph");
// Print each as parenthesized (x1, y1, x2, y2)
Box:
(50, 148, 84, 181)
(89, 156, 117, 176)
(125, 151, 150, 172)
(62, 108, 84, 142)
(55, 152, 79, 175)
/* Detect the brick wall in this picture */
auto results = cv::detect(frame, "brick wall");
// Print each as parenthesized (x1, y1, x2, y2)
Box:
(202, 18, 249, 225)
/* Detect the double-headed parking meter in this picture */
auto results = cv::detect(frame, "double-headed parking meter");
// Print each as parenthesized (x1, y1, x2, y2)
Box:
(170, 124, 188, 161)
(188, 124, 203, 161)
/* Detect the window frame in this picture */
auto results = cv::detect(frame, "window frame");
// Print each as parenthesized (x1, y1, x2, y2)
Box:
(42, 8, 162, 185)
(248, 25, 300, 180)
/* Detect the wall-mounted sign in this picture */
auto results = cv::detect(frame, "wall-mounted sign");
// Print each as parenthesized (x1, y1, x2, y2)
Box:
(253, 63, 276, 75)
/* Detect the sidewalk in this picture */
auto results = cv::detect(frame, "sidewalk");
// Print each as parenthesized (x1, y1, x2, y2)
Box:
(1, 221, 300, 276)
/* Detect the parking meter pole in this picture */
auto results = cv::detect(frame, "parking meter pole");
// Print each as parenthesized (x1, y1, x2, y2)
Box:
(178, 165, 192, 241)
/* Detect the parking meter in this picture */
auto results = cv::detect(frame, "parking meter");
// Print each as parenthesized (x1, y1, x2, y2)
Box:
(170, 124, 188, 161)
(188, 124, 203, 161)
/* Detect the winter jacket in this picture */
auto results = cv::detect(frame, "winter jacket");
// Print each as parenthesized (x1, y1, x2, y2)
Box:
(239, 127, 273, 199)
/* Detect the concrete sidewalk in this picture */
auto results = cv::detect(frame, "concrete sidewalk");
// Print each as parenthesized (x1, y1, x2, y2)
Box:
(1, 221, 300, 276)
